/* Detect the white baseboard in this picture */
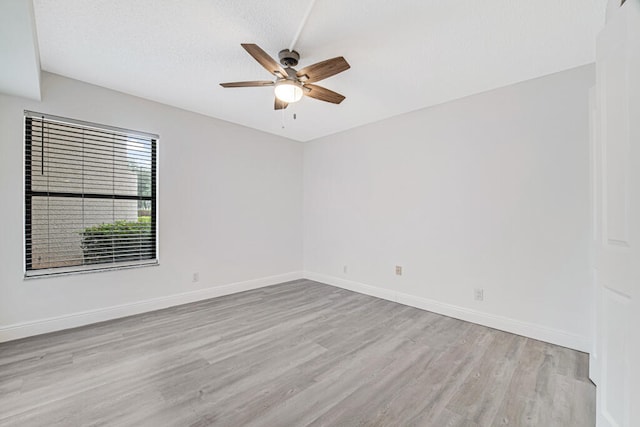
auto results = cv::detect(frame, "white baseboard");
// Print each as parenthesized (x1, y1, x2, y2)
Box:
(0, 271, 304, 343)
(2, 270, 591, 353)
(304, 271, 590, 353)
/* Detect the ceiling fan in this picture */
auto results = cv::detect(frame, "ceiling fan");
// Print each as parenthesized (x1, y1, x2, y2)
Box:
(220, 44, 350, 110)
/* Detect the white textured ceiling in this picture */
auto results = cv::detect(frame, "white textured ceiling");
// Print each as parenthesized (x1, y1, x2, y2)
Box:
(32, 0, 607, 142)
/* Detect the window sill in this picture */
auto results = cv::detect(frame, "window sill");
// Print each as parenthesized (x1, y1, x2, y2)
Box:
(24, 260, 159, 280)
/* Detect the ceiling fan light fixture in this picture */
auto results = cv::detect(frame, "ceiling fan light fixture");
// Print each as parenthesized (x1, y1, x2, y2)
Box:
(220, 44, 349, 110)
(274, 80, 303, 103)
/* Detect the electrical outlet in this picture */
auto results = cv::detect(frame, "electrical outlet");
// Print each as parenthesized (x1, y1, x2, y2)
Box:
(474, 288, 484, 301)
(395, 265, 403, 276)
(192, 272, 200, 283)
(343, 265, 348, 274)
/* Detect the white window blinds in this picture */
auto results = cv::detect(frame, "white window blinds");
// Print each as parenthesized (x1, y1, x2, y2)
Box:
(24, 111, 158, 277)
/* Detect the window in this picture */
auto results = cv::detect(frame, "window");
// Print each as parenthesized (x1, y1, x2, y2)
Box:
(24, 111, 158, 277)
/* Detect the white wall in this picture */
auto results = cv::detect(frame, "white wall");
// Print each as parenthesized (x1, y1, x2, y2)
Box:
(0, 0, 41, 100)
(1, 67, 594, 352)
(303, 65, 594, 351)
(0, 72, 303, 340)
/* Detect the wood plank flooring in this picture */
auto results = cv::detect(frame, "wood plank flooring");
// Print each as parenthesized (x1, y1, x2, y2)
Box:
(0, 279, 595, 426)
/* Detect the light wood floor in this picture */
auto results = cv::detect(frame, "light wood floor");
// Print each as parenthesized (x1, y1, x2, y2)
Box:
(0, 279, 594, 426)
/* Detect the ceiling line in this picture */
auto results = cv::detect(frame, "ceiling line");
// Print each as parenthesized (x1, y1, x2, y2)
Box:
(289, 0, 317, 52)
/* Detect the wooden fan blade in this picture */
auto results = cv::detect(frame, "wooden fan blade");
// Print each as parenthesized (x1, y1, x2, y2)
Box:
(296, 57, 350, 83)
(304, 84, 346, 104)
(220, 81, 274, 88)
(241, 43, 287, 77)
(274, 97, 288, 110)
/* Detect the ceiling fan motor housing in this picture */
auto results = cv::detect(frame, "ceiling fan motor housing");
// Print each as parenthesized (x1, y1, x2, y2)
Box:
(279, 49, 300, 67)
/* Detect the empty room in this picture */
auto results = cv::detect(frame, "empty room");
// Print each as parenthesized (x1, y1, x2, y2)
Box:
(0, 0, 638, 426)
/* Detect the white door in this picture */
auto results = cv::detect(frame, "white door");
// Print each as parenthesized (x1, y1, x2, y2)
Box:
(594, 1, 640, 426)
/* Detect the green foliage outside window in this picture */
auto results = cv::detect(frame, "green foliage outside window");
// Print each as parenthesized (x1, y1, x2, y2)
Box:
(80, 217, 153, 264)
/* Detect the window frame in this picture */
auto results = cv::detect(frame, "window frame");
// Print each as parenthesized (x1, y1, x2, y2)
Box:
(23, 111, 159, 278)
